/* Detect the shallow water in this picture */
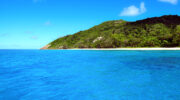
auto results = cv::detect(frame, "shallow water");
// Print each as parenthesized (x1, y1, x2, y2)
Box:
(0, 50, 180, 100)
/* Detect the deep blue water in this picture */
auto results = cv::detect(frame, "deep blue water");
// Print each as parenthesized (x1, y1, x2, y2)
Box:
(0, 50, 180, 100)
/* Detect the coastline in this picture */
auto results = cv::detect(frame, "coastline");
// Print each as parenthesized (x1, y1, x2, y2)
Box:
(43, 48, 180, 50)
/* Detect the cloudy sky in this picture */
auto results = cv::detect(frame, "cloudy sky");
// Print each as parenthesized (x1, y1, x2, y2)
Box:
(0, 0, 179, 49)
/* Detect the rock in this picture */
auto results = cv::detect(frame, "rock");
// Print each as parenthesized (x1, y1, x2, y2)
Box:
(40, 45, 50, 49)
(93, 36, 103, 43)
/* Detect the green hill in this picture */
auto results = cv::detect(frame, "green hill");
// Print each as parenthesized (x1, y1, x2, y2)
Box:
(42, 15, 180, 49)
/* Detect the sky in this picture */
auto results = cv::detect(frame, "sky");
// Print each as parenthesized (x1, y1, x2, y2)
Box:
(0, 0, 179, 49)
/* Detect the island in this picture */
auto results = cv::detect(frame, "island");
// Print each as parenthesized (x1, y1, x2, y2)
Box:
(41, 15, 180, 49)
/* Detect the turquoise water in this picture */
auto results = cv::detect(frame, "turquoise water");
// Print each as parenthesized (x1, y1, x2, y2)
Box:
(0, 50, 180, 100)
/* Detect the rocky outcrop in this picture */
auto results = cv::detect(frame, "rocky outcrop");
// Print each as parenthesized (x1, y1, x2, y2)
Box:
(40, 45, 50, 49)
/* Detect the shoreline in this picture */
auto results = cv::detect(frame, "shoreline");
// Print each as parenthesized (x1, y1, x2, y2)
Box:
(43, 48, 180, 50)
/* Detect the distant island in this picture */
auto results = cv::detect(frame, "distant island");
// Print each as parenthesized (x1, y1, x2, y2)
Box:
(41, 15, 180, 49)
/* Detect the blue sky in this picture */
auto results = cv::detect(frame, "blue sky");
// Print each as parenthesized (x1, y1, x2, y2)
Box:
(0, 0, 179, 49)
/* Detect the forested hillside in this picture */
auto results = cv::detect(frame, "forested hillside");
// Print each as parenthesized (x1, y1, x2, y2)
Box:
(42, 15, 180, 49)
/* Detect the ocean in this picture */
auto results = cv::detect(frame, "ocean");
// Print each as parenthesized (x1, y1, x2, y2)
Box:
(0, 50, 180, 100)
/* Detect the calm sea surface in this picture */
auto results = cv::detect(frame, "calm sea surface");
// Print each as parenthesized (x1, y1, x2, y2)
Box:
(0, 50, 180, 100)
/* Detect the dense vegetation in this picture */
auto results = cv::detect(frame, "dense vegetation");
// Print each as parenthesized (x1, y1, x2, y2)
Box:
(44, 15, 180, 49)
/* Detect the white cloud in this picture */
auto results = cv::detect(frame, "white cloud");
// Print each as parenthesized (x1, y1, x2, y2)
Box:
(140, 2, 146, 13)
(25, 31, 33, 34)
(159, 0, 178, 4)
(0, 33, 8, 37)
(31, 36, 38, 40)
(44, 21, 51, 26)
(120, 2, 146, 16)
